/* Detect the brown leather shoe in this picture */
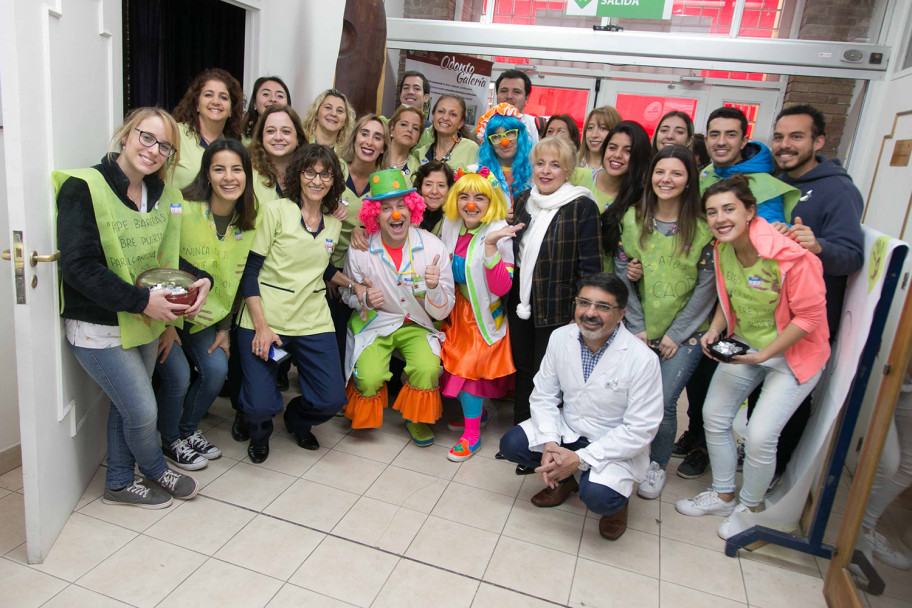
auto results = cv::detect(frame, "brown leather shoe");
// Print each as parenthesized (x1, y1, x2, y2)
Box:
(531, 477, 579, 508)
(598, 504, 628, 540)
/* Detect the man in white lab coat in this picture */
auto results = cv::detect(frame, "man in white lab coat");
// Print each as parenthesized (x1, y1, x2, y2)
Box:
(499, 273, 663, 540)
(341, 169, 455, 446)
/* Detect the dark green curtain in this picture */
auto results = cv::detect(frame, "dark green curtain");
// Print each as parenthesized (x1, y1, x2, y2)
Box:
(124, 0, 246, 114)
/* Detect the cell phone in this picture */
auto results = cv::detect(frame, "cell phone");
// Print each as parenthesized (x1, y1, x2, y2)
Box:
(269, 346, 290, 364)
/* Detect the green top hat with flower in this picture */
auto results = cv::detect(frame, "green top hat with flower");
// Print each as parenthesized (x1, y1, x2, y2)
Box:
(365, 168, 417, 201)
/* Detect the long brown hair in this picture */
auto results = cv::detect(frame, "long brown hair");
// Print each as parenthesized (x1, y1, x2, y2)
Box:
(247, 105, 308, 189)
(637, 145, 701, 254)
(172, 68, 245, 140)
(181, 139, 257, 232)
(429, 95, 474, 142)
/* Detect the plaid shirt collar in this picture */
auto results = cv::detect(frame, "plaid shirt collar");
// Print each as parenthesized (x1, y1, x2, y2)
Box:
(578, 324, 619, 382)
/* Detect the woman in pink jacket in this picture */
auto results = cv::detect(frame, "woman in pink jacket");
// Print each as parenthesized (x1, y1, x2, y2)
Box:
(676, 175, 829, 536)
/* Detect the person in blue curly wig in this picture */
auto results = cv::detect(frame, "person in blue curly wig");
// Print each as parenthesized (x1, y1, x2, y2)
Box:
(476, 103, 533, 207)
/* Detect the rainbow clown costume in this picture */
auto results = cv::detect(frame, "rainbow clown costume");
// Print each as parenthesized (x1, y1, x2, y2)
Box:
(340, 169, 455, 445)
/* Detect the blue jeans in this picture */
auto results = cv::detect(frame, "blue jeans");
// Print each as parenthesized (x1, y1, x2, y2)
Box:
(499, 425, 628, 515)
(156, 325, 228, 443)
(70, 340, 168, 490)
(703, 354, 822, 507)
(650, 340, 703, 468)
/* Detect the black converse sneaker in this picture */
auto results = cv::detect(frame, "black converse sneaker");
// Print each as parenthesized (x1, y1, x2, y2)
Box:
(162, 438, 208, 471)
(183, 430, 221, 460)
(102, 477, 172, 509)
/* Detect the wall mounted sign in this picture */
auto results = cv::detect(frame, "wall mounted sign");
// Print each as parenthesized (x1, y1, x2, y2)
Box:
(891, 139, 912, 167)
(566, 0, 673, 20)
(405, 50, 493, 129)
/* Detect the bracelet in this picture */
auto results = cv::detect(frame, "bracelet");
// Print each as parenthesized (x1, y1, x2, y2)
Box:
(706, 327, 722, 336)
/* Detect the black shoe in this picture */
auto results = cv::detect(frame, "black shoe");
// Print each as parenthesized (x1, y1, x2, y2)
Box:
(671, 430, 699, 458)
(676, 449, 709, 479)
(248, 441, 269, 463)
(294, 431, 320, 451)
(231, 411, 249, 442)
(515, 464, 536, 475)
(276, 372, 289, 392)
(495, 451, 506, 460)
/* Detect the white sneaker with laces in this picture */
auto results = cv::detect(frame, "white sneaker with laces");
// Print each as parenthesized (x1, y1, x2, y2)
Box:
(676, 490, 737, 517)
(637, 461, 666, 499)
(865, 528, 912, 570)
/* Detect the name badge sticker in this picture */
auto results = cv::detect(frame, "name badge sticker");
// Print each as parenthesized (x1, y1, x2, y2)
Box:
(234, 230, 243, 241)
(748, 275, 763, 289)
(324, 238, 334, 252)
(170, 203, 183, 215)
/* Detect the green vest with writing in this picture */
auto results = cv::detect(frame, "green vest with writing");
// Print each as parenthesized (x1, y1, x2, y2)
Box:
(621, 209, 712, 340)
(699, 169, 800, 220)
(180, 200, 256, 332)
(53, 168, 183, 348)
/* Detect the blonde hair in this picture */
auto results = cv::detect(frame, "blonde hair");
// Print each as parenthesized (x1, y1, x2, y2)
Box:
(108, 107, 181, 181)
(340, 114, 389, 167)
(302, 89, 356, 147)
(383, 105, 425, 169)
(578, 106, 622, 166)
(532, 136, 577, 175)
(443, 171, 509, 224)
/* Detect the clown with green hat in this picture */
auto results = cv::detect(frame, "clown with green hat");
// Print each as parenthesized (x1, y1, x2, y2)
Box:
(338, 169, 455, 445)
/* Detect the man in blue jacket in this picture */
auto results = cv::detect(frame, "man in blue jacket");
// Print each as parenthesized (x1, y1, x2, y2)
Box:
(772, 103, 864, 335)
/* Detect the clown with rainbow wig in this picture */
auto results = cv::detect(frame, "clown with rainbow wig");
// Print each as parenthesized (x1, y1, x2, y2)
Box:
(340, 169, 455, 446)
(439, 165, 522, 461)
(476, 103, 533, 207)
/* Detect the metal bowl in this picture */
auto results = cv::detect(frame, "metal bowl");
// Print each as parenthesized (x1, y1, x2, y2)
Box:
(136, 268, 198, 307)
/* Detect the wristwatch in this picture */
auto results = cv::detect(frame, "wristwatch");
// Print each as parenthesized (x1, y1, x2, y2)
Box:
(577, 455, 589, 472)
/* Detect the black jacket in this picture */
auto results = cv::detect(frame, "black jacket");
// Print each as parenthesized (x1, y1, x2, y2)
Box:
(57, 155, 211, 326)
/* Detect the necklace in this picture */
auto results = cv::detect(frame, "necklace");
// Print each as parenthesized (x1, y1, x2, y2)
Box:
(435, 136, 459, 162)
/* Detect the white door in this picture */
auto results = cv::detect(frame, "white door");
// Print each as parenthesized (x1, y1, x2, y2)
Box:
(705, 86, 782, 145)
(596, 78, 710, 136)
(0, 0, 123, 563)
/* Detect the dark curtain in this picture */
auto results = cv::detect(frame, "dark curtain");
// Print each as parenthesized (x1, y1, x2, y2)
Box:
(124, 0, 246, 114)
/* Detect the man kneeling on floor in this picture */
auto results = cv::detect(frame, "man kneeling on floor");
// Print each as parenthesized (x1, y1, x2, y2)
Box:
(341, 169, 455, 446)
(499, 273, 663, 540)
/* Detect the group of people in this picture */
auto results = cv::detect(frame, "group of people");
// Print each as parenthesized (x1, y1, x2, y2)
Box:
(56, 65, 911, 560)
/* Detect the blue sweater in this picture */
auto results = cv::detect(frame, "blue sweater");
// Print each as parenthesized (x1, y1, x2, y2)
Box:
(712, 142, 786, 224)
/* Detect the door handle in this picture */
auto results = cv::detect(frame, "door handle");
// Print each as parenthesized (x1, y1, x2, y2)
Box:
(30, 250, 60, 266)
(1, 249, 9, 260)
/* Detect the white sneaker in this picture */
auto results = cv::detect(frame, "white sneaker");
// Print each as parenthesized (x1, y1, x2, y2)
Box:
(637, 461, 666, 499)
(865, 529, 912, 570)
(676, 490, 737, 517)
(718, 502, 753, 539)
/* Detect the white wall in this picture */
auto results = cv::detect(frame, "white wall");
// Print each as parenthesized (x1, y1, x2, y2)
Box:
(247, 0, 345, 114)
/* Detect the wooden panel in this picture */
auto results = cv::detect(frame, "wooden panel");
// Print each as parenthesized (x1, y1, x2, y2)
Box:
(334, 0, 387, 116)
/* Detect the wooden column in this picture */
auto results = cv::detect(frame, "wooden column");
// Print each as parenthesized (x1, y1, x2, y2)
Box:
(334, 0, 387, 116)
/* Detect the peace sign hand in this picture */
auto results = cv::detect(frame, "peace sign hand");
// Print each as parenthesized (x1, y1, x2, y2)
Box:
(425, 254, 441, 290)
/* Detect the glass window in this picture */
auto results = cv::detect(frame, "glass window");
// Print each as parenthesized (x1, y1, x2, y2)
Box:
(615, 94, 698, 138)
(723, 102, 760, 139)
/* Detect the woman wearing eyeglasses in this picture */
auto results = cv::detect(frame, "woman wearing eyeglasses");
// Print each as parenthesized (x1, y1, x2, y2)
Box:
(384, 105, 423, 184)
(55, 108, 212, 508)
(476, 103, 533, 209)
(170, 68, 246, 189)
(237, 144, 367, 463)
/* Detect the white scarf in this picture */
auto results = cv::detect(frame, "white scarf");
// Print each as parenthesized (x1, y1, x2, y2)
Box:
(516, 182, 593, 320)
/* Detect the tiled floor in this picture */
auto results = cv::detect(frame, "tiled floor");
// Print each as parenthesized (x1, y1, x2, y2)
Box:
(2, 393, 911, 608)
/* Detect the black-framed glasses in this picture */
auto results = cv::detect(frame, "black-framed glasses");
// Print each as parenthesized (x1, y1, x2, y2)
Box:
(574, 297, 619, 314)
(134, 129, 174, 157)
(488, 129, 519, 145)
(302, 168, 334, 182)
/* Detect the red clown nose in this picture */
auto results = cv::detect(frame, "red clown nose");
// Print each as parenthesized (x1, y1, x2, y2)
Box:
(466, 202, 477, 211)
(391, 210, 402, 220)
(500, 138, 510, 147)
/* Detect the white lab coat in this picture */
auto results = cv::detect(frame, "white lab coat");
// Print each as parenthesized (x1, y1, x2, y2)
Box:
(341, 227, 455, 380)
(520, 323, 663, 497)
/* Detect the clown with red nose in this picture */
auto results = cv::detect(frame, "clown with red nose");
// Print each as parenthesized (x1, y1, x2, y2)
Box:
(340, 169, 455, 446)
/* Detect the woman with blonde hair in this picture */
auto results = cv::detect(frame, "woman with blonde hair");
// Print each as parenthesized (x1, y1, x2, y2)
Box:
(578, 106, 622, 174)
(171, 68, 245, 188)
(55, 107, 211, 507)
(247, 104, 308, 203)
(302, 88, 356, 150)
(439, 166, 520, 461)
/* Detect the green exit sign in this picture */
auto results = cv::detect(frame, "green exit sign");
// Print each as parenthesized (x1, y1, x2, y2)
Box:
(566, 0, 672, 20)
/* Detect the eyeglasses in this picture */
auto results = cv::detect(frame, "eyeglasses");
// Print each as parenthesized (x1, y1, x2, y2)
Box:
(574, 297, 620, 314)
(135, 129, 174, 157)
(488, 129, 519, 145)
(302, 168, 334, 182)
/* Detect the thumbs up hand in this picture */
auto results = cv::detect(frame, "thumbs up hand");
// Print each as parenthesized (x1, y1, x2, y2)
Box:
(425, 254, 441, 290)
(786, 216, 822, 255)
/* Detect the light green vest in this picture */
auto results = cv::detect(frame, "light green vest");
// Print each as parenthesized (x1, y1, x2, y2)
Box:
(180, 200, 256, 332)
(413, 136, 479, 173)
(53, 168, 183, 348)
(621, 209, 713, 340)
(718, 243, 781, 350)
(699, 169, 800, 221)
(169, 123, 209, 191)
(570, 167, 614, 213)
(333, 160, 371, 268)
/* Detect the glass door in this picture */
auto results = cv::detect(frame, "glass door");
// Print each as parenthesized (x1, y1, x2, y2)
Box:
(595, 79, 710, 139)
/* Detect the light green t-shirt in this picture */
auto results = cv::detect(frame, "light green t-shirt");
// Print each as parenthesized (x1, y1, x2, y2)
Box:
(251, 169, 283, 208)
(169, 123, 208, 191)
(413, 136, 479, 174)
(570, 167, 614, 213)
(718, 242, 781, 351)
(239, 198, 341, 336)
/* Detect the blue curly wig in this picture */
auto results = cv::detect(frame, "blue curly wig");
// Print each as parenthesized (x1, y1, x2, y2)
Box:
(478, 114, 533, 200)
